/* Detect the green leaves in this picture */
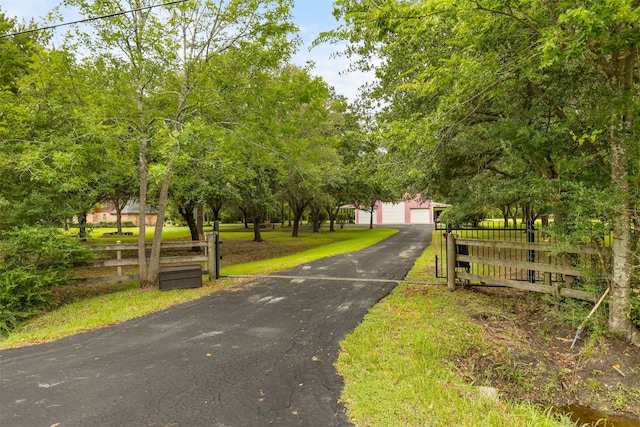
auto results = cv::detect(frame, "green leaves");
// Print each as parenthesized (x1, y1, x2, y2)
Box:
(329, 0, 640, 337)
(328, 0, 637, 213)
(0, 225, 95, 333)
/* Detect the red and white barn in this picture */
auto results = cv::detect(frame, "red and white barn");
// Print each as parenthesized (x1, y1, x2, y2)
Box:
(355, 199, 448, 225)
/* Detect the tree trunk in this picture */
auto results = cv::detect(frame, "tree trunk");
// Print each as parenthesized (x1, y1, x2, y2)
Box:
(501, 206, 509, 228)
(290, 200, 309, 238)
(326, 205, 339, 232)
(310, 203, 321, 233)
(207, 200, 222, 221)
(606, 44, 639, 344)
(78, 212, 88, 241)
(144, 171, 171, 289)
(115, 199, 124, 235)
(608, 129, 638, 343)
(369, 203, 375, 229)
(541, 214, 549, 228)
(178, 202, 200, 252)
(178, 203, 199, 242)
(240, 207, 249, 228)
(253, 212, 263, 242)
(197, 203, 204, 240)
(292, 212, 303, 238)
(511, 205, 519, 228)
(137, 137, 148, 288)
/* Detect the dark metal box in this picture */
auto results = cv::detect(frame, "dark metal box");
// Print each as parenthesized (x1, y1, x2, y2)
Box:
(159, 265, 202, 291)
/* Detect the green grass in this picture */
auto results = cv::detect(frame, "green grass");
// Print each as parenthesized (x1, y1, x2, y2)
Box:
(222, 228, 397, 275)
(0, 226, 396, 348)
(76, 224, 251, 243)
(335, 242, 578, 427)
(218, 225, 392, 247)
(0, 278, 250, 348)
(403, 231, 446, 284)
(0, 226, 592, 425)
(336, 288, 577, 426)
(82, 225, 203, 243)
(81, 223, 370, 244)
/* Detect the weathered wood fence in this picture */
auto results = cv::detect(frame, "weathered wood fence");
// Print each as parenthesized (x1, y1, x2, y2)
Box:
(446, 233, 607, 302)
(75, 232, 218, 285)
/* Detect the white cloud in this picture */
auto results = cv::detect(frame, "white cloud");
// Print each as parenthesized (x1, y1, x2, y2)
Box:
(294, 41, 374, 102)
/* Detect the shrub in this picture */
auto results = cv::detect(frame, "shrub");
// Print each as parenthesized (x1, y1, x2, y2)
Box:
(0, 226, 95, 334)
(0, 265, 57, 333)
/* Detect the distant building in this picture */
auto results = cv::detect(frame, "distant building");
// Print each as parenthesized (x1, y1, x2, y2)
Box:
(87, 201, 158, 226)
(355, 198, 448, 225)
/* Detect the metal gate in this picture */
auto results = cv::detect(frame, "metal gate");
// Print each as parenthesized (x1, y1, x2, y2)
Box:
(435, 220, 541, 282)
(434, 220, 606, 302)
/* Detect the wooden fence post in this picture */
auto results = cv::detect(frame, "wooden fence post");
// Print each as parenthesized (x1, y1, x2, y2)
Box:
(206, 232, 215, 281)
(546, 254, 555, 296)
(447, 233, 457, 291)
(116, 240, 122, 278)
(214, 220, 221, 280)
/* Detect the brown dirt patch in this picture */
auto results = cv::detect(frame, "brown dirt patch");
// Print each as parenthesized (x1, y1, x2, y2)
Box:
(453, 286, 640, 425)
(220, 238, 315, 266)
(57, 234, 314, 307)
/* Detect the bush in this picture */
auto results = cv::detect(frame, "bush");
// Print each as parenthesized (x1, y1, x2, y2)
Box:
(0, 226, 95, 334)
(0, 265, 57, 333)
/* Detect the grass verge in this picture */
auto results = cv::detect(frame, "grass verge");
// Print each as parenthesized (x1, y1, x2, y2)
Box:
(0, 227, 396, 349)
(222, 228, 397, 276)
(335, 238, 578, 427)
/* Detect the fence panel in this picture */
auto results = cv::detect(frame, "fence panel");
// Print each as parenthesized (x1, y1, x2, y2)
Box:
(74, 238, 214, 285)
(435, 220, 532, 279)
(437, 221, 609, 302)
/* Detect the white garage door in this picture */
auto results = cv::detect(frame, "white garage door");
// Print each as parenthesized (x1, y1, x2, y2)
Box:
(409, 208, 431, 224)
(381, 202, 405, 224)
(358, 209, 377, 225)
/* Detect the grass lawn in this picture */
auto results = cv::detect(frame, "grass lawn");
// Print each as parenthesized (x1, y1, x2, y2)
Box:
(0, 226, 396, 348)
(334, 233, 577, 426)
(74, 223, 258, 243)
(0, 228, 606, 426)
(336, 284, 576, 427)
(221, 227, 398, 275)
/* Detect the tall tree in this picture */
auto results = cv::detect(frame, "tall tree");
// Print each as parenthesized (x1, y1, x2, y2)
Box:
(65, 0, 296, 288)
(0, 8, 40, 94)
(323, 95, 376, 231)
(1, 46, 116, 235)
(327, 0, 640, 342)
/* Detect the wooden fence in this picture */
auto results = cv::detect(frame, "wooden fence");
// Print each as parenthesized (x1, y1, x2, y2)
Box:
(446, 234, 607, 302)
(74, 232, 218, 285)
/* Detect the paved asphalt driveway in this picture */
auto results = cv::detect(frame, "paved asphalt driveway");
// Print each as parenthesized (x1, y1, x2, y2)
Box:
(1, 225, 433, 427)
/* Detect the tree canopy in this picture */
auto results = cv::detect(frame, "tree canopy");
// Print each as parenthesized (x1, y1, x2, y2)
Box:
(4, 0, 635, 341)
(325, 0, 640, 342)
(0, 1, 384, 288)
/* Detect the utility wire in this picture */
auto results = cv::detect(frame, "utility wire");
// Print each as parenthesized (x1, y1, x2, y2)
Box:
(0, 0, 189, 39)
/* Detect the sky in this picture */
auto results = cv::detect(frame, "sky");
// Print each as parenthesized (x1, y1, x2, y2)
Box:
(1, 0, 372, 101)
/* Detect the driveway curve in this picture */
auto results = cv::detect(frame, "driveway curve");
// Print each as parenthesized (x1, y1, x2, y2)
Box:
(0, 225, 433, 427)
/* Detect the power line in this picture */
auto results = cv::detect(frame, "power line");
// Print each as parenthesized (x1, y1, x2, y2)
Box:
(0, 0, 189, 39)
